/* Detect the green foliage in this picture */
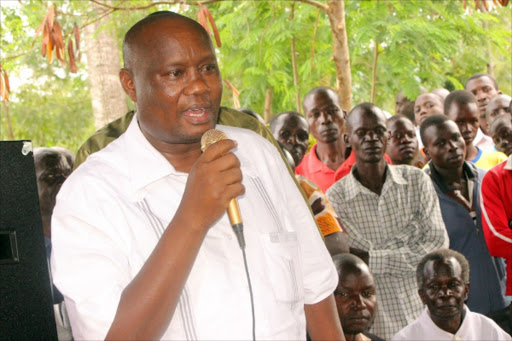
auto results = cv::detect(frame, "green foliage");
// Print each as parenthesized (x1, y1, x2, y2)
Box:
(1, 0, 510, 153)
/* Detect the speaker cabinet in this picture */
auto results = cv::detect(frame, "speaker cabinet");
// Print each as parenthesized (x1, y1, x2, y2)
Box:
(0, 140, 58, 340)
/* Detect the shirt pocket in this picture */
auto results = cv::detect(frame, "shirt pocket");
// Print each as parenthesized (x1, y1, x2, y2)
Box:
(260, 231, 304, 305)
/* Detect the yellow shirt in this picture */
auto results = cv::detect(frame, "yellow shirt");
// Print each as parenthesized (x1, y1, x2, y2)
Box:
(472, 148, 508, 171)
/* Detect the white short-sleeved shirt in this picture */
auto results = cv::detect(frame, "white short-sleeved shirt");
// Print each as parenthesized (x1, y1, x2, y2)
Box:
(51, 119, 337, 340)
(392, 306, 512, 340)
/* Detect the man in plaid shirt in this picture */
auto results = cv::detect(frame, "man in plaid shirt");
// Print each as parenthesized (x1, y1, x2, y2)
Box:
(327, 103, 448, 340)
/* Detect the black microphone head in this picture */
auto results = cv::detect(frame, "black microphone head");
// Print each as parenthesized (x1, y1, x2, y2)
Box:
(201, 129, 228, 152)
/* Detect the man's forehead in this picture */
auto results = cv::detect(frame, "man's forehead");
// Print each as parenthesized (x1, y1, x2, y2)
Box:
(416, 93, 441, 105)
(305, 90, 340, 109)
(467, 76, 495, 90)
(424, 257, 462, 279)
(390, 118, 414, 131)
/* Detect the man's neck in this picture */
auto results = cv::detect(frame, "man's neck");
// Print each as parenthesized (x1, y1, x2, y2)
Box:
(345, 332, 371, 341)
(430, 309, 465, 335)
(465, 144, 479, 161)
(353, 160, 387, 195)
(316, 139, 347, 171)
(432, 163, 464, 188)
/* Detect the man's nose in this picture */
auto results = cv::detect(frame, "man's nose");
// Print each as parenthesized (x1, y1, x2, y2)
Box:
(367, 131, 379, 141)
(351, 294, 367, 310)
(438, 285, 454, 297)
(184, 72, 209, 96)
(320, 112, 332, 124)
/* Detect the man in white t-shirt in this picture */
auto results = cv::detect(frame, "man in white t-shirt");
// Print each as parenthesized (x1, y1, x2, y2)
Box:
(392, 249, 511, 341)
(51, 11, 342, 341)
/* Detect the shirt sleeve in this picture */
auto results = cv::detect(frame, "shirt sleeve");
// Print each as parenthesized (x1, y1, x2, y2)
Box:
(480, 169, 512, 258)
(51, 175, 132, 340)
(368, 172, 449, 275)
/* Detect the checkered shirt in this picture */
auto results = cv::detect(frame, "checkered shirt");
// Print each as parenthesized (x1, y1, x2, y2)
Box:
(327, 164, 449, 340)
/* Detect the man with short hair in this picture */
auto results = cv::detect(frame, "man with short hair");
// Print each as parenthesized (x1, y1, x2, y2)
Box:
(332, 253, 384, 341)
(490, 115, 512, 156)
(486, 94, 512, 129)
(413, 92, 444, 149)
(481, 153, 512, 305)
(420, 114, 509, 329)
(465, 73, 502, 147)
(327, 103, 448, 340)
(444, 90, 507, 170)
(269, 111, 310, 167)
(51, 12, 343, 340)
(387, 114, 425, 168)
(34, 147, 74, 340)
(392, 249, 511, 340)
(296, 86, 350, 192)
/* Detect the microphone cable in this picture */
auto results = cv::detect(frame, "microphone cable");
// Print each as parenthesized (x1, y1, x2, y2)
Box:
(233, 226, 255, 341)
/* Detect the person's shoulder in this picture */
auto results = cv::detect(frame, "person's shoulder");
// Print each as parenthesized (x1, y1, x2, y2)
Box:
(75, 111, 135, 168)
(465, 309, 512, 339)
(482, 149, 508, 163)
(391, 164, 430, 182)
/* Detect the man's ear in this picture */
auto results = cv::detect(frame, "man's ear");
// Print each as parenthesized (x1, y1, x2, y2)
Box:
(418, 289, 427, 305)
(344, 133, 350, 147)
(119, 68, 137, 102)
(463, 282, 470, 302)
(423, 146, 430, 159)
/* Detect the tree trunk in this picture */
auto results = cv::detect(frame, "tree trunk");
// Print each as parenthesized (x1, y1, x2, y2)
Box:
(370, 41, 379, 103)
(326, 0, 353, 111)
(290, 4, 301, 113)
(84, 2, 128, 130)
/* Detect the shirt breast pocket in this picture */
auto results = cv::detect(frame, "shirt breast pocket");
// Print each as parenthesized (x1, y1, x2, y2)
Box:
(260, 231, 304, 305)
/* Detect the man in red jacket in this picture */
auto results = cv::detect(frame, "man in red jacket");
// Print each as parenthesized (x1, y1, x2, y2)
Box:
(480, 154, 512, 301)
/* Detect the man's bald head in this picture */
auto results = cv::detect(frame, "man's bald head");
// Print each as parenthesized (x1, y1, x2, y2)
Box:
(123, 11, 210, 70)
(333, 253, 373, 280)
(302, 86, 340, 112)
(346, 102, 386, 134)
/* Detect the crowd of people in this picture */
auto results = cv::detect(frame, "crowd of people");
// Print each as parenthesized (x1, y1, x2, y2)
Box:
(36, 10, 512, 341)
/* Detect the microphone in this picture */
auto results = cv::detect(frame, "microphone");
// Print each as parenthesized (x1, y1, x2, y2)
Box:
(201, 129, 245, 249)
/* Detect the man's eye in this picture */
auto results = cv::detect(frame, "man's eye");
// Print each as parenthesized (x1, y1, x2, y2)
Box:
(407, 132, 415, 138)
(362, 291, 374, 298)
(168, 70, 182, 78)
(298, 133, 309, 141)
(426, 103, 433, 108)
(483, 87, 491, 93)
(280, 131, 290, 139)
(203, 64, 217, 72)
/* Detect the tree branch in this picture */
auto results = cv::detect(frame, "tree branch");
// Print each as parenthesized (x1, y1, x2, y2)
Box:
(295, 0, 327, 12)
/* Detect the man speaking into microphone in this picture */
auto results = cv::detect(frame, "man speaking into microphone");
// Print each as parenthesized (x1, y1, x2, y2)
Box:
(51, 11, 342, 341)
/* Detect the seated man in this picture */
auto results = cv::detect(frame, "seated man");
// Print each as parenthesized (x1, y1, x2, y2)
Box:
(444, 90, 507, 170)
(490, 115, 512, 156)
(387, 114, 425, 168)
(392, 249, 511, 340)
(413, 92, 444, 149)
(420, 114, 509, 331)
(481, 153, 512, 304)
(465, 72, 502, 141)
(327, 102, 448, 340)
(332, 253, 384, 341)
(486, 94, 512, 130)
(34, 147, 74, 340)
(270, 111, 349, 255)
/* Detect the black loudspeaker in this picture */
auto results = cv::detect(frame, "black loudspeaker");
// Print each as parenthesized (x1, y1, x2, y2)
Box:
(0, 141, 58, 340)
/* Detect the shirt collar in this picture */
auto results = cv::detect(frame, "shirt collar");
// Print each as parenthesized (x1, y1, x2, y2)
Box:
(306, 144, 325, 173)
(344, 164, 406, 199)
(505, 155, 512, 170)
(428, 161, 478, 193)
(124, 114, 179, 196)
